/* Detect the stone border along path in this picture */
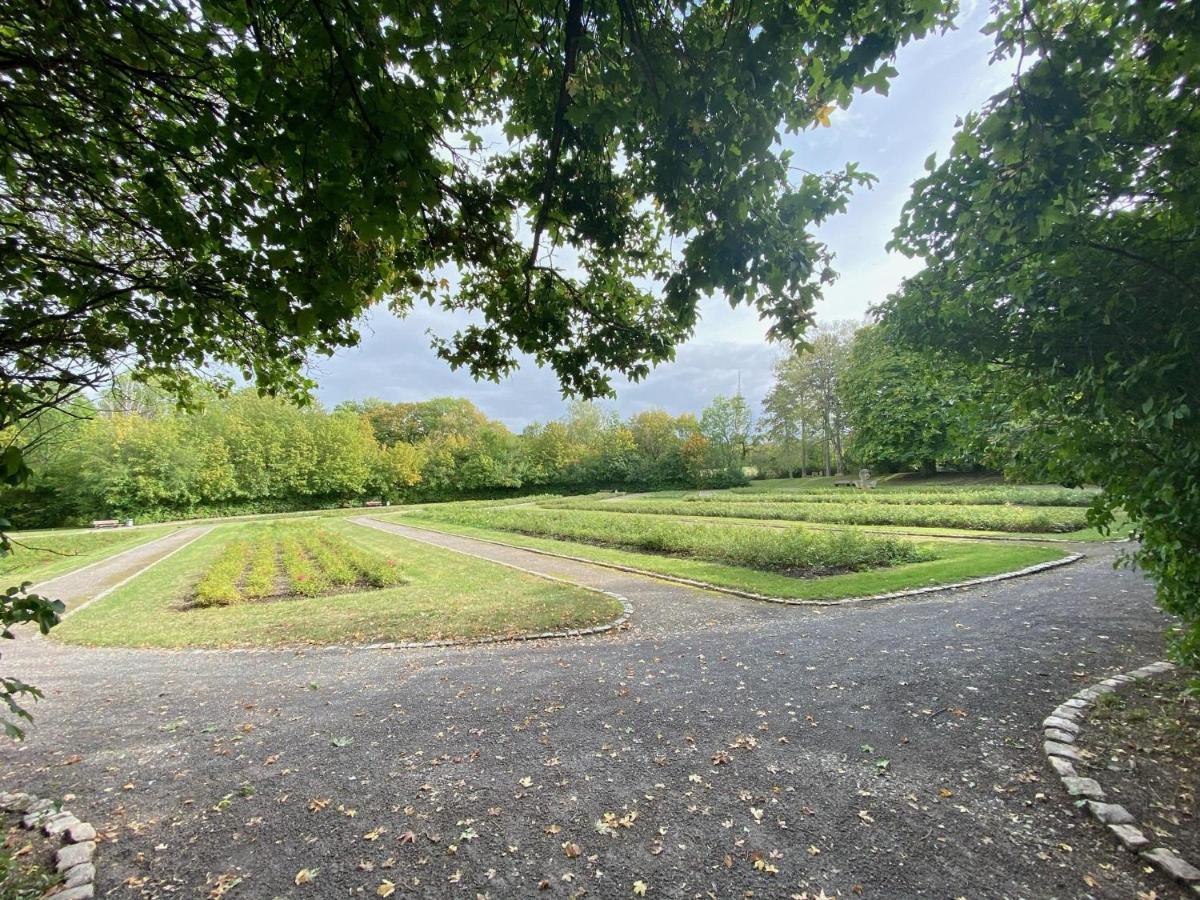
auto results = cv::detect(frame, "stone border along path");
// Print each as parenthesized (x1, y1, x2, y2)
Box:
(356, 516, 1084, 608)
(1042, 660, 1200, 894)
(0, 791, 99, 898)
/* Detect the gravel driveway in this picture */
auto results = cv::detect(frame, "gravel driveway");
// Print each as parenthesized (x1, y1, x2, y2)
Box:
(0, 526, 1180, 898)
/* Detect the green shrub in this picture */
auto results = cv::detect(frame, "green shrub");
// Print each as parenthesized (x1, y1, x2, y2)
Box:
(279, 534, 329, 597)
(194, 540, 250, 607)
(242, 533, 280, 598)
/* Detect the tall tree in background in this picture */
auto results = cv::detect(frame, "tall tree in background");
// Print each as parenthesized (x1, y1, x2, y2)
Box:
(700, 395, 753, 474)
(760, 355, 812, 478)
(802, 323, 855, 476)
(840, 324, 989, 474)
(883, 0, 1200, 667)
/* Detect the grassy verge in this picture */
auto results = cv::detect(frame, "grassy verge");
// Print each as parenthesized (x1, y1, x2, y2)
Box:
(52, 518, 622, 649)
(397, 505, 929, 574)
(375, 514, 1069, 601)
(550, 497, 1092, 533)
(1, 526, 181, 586)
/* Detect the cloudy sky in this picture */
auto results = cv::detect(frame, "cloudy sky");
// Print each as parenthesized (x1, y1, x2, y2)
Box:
(310, 1, 1015, 431)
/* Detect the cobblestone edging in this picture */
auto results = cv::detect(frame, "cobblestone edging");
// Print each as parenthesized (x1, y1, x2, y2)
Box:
(0, 791, 98, 898)
(1041, 661, 1200, 895)
(366, 518, 1083, 608)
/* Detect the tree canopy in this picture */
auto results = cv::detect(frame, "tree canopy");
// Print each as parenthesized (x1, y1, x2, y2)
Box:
(1, 0, 952, 443)
(882, 0, 1200, 666)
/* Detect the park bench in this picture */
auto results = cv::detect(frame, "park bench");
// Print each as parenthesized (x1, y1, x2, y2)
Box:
(833, 479, 856, 487)
(363, 500, 383, 508)
(90, 519, 120, 529)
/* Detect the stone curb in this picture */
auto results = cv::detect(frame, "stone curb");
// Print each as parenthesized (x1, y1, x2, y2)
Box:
(0, 791, 98, 897)
(1041, 660, 1200, 895)
(366, 517, 1084, 608)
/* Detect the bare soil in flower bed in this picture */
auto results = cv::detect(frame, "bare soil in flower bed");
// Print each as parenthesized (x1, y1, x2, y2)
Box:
(179, 577, 387, 609)
(1079, 668, 1200, 864)
(550, 535, 863, 580)
(1, 813, 62, 897)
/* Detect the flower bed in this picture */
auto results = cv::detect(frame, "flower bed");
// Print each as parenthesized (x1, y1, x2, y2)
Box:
(192, 524, 404, 607)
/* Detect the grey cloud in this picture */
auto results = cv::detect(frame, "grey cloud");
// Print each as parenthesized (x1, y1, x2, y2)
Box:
(312, 305, 780, 431)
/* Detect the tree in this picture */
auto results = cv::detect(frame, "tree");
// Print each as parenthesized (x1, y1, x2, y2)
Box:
(0, 0, 953, 444)
(791, 323, 854, 476)
(883, 0, 1200, 668)
(840, 324, 989, 474)
(700, 395, 753, 473)
(761, 354, 813, 478)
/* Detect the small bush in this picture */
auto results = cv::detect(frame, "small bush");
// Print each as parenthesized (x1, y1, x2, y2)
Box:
(194, 540, 250, 607)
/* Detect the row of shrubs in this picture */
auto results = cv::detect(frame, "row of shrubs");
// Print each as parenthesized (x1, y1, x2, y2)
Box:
(193, 526, 403, 607)
(554, 497, 1091, 533)
(716, 486, 1098, 507)
(404, 506, 929, 574)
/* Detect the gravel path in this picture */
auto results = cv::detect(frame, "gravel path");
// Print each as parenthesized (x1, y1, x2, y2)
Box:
(30, 526, 213, 613)
(0, 527, 1182, 898)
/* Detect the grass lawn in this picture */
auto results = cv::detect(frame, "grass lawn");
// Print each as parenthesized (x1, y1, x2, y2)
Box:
(376, 513, 1069, 602)
(1, 525, 183, 586)
(52, 518, 622, 649)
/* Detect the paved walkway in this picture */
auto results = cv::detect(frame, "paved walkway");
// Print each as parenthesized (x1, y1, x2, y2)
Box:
(0, 526, 1181, 898)
(30, 526, 212, 613)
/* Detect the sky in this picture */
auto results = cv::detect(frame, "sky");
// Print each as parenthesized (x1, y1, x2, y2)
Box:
(311, 1, 1016, 431)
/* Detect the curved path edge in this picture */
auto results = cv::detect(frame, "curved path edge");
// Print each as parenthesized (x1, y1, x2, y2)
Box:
(361, 516, 1083, 608)
(1041, 661, 1200, 894)
(0, 790, 99, 897)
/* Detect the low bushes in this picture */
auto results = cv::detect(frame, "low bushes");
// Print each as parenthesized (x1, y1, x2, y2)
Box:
(404, 506, 929, 574)
(698, 487, 1098, 507)
(549, 497, 1091, 533)
(193, 540, 252, 607)
(192, 524, 404, 607)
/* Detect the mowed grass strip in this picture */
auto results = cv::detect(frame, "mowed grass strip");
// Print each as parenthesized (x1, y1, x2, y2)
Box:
(681, 486, 1098, 507)
(1, 526, 181, 586)
(400, 505, 928, 574)
(381, 513, 1068, 601)
(52, 518, 621, 648)
(551, 497, 1091, 534)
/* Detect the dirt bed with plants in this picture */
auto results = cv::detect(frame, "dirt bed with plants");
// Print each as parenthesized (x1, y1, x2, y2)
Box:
(553, 496, 1092, 533)
(1078, 669, 1200, 865)
(399, 504, 929, 575)
(192, 522, 404, 607)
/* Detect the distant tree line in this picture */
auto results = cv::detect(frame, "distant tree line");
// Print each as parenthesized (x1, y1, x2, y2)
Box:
(5, 322, 1036, 528)
(2, 383, 761, 528)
